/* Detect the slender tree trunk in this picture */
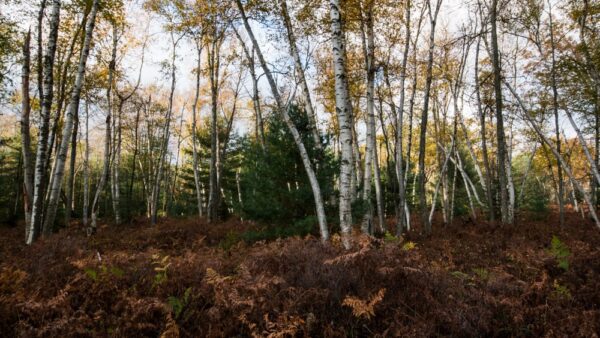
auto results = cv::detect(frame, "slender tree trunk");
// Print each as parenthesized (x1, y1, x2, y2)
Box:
(65, 103, 78, 226)
(456, 150, 476, 220)
(490, 0, 510, 225)
(83, 99, 89, 227)
(111, 101, 124, 225)
(250, 48, 266, 149)
(475, 36, 495, 221)
(280, 0, 321, 150)
(207, 30, 222, 223)
(192, 39, 204, 218)
(405, 5, 425, 213)
(360, 0, 376, 234)
(236, 0, 330, 242)
(21, 30, 34, 237)
(517, 143, 537, 206)
(128, 105, 141, 202)
(151, 33, 180, 225)
(90, 24, 117, 233)
(43, 0, 99, 234)
(233, 28, 265, 149)
(429, 136, 455, 225)
(544, 1, 564, 225)
(27, 0, 60, 245)
(392, 0, 411, 235)
(111, 38, 144, 223)
(418, 0, 441, 235)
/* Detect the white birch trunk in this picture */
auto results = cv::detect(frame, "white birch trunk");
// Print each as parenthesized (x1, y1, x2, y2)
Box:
(279, 0, 321, 150)
(43, 0, 99, 233)
(395, 0, 411, 234)
(21, 30, 34, 237)
(236, 0, 330, 242)
(329, 0, 354, 247)
(360, 1, 376, 234)
(27, 0, 60, 244)
(192, 39, 204, 218)
(83, 99, 89, 227)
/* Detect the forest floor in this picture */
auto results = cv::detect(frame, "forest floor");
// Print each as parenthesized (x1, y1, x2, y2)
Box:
(1, 211, 600, 337)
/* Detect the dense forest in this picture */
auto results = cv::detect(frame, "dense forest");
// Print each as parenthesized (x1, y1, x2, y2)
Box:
(1, 0, 600, 336)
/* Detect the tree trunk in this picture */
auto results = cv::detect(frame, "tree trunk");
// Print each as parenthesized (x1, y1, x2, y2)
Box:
(36, 0, 46, 106)
(151, 33, 180, 225)
(192, 39, 204, 218)
(280, 0, 321, 150)
(545, 3, 564, 225)
(207, 30, 222, 223)
(43, 0, 99, 234)
(490, 0, 510, 225)
(327, 0, 354, 247)
(517, 143, 537, 206)
(90, 23, 117, 233)
(360, 0, 376, 234)
(83, 99, 90, 227)
(475, 36, 495, 221)
(393, 0, 411, 235)
(27, 0, 61, 245)
(21, 30, 34, 237)
(417, 0, 441, 235)
(232, 28, 265, 150)
(236, 0, 330, 242)
(65, 103, 78, 226)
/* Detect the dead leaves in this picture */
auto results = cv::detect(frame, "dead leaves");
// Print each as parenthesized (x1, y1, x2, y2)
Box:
(342, 288, 386, 320)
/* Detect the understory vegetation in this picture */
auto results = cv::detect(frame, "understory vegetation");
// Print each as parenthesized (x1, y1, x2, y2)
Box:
(1, 213, 599, 336)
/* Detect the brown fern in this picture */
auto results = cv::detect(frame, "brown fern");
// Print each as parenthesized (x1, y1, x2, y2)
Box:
(342, 288, 386, 320)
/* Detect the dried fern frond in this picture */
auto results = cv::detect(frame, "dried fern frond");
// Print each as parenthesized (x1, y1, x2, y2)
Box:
(342, 288, 386, 320)
(204, 267, 232, 285)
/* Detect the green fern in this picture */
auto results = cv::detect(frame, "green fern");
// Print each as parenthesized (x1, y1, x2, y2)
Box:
(552, 280, 572, 299)
(84, 268, 97, 281)
(472, 268, 489, 280)
(168, 287, 192, 319)
(384, 232, 398, 243)
(549, 236, 570, 271)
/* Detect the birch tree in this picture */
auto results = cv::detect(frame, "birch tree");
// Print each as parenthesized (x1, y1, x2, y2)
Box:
(20, 30, 34, 235)
(90, 24, 118, 234)
(43, 0, 100, 233)
(191, 36, 204, 218)
(28, 0, 61, 244)
(235, 0, 329, 242)
(151, 32, 183, 225)
(417, 0, 442, 235)
(279, 0, 321, 150)
(489, 0, 511, 224)
(329, 0, 354, 247)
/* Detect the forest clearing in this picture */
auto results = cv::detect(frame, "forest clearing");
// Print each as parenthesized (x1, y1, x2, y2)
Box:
(1, 0, 600, 336)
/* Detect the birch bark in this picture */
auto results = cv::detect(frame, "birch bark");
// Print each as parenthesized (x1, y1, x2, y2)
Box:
(43, 0, 99, 233)
(27, 0, 61, 244)
(329, 0, 354, 247)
